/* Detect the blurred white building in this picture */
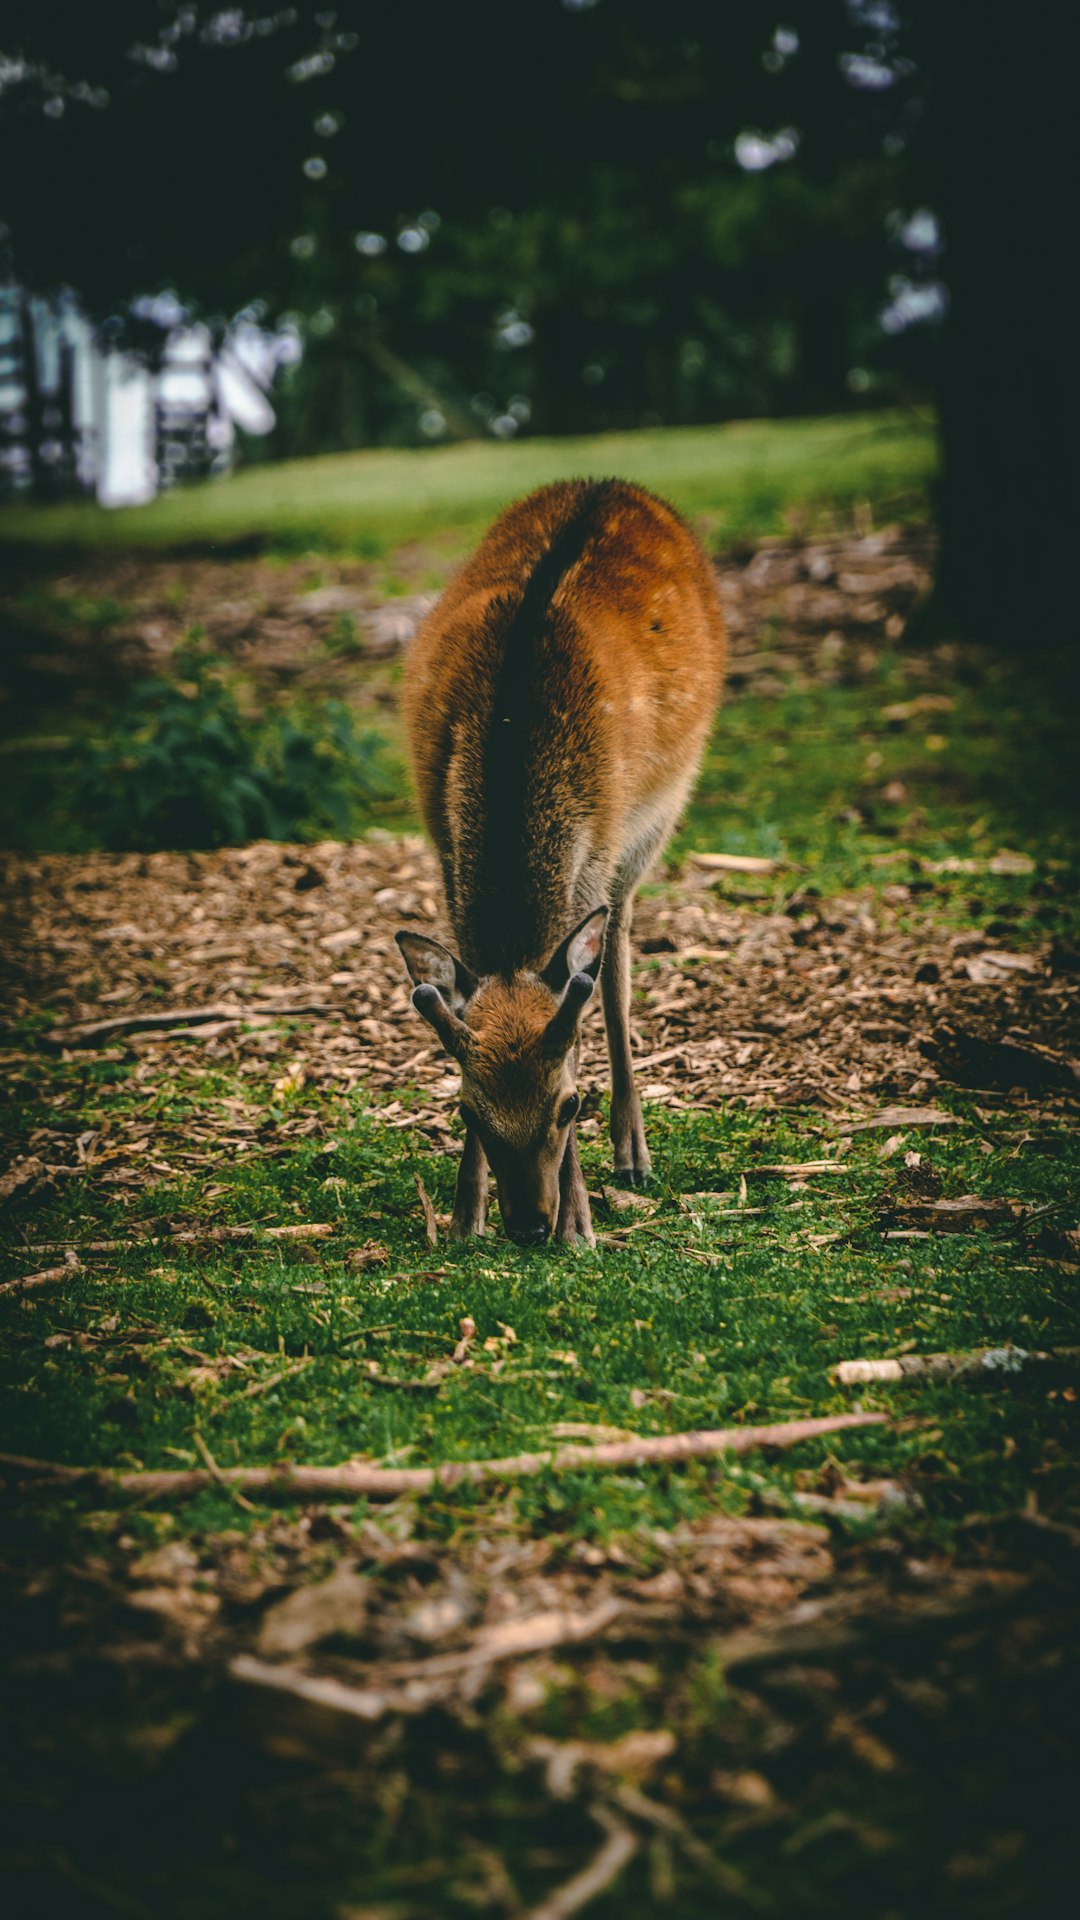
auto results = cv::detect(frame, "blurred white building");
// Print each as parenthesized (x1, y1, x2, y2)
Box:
(0, 287, 291, 507)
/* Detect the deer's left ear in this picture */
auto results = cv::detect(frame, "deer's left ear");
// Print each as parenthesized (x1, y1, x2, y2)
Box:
(541, 906, 607, 992)
(395, 932, 477, 1013)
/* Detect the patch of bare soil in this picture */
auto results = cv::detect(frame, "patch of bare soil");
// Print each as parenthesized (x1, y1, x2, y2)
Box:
(1, 832, 1077, 1187)
(1, 522, 931, 723)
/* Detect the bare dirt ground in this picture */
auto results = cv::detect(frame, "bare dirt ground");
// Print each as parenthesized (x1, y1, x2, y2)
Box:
(3, 826, 1078, 1182)
(2, 520, 930, 725)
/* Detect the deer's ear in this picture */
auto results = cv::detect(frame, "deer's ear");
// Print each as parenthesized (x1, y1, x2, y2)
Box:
(395, 932, 476, 1013)
(541, 906, 607, 992)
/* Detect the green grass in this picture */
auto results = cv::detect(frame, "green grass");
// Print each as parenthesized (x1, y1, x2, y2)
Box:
(675, 648, 1080, 913)
(0, 409, 935, 557)
(3, 1065, 1076, 1549)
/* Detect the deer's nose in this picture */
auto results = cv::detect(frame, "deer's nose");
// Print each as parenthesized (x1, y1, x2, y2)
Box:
(508, 1220, 550, 1247)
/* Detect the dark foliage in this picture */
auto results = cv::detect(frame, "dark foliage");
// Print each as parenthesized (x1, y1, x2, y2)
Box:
(69, 637, 388, 850)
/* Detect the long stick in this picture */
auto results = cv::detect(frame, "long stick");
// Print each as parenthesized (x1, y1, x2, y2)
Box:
(14, 1223, 336, 1264)
(0, 1412, 884, 1507)
(835, 1346, 1080, 1385)
(43, 1002, 332, 1049)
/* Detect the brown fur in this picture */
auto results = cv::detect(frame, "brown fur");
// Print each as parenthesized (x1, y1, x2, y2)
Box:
(397, 478, 726, 1245)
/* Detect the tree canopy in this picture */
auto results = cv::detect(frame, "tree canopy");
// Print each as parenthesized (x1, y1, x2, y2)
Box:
(0, 3, 928, 441)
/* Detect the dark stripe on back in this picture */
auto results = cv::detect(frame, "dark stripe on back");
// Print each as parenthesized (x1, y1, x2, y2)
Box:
(469, 481, 611, 974)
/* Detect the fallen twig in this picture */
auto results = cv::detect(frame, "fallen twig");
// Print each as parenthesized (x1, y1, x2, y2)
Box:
(43, 1002, 332, 1050)
(228, 1653, 399, 1723)
(751, 1162, 851, 1177)
(835, 1345, 1080, 1386)
(193, 1429, 256, 1512)
(19, 1222, 336, 1257)
(0, 1411, 884, 1507)
(236, 1357, 316, 1400)
(362, 1369, 442, 1393)
(687, 852, 781, 875)
(383, 1599, 622, 1682)
(0, 1258, 81, 1299)
(522, 1806, 638, 1920)
(840, 1106, 959, 1134)
(609, 1783, 752, 1901)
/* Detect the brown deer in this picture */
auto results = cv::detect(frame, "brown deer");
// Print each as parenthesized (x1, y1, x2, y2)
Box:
(396, 478, 726, 1247)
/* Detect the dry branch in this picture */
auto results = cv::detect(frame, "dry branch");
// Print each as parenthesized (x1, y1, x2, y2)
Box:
(20, 1222, 335, 1259)
(0, 1411, 884, 1507)
(383, 1600, 622, 1683)
(0, 1259, 81, 1299)
(609, 1784, 750, 1900)
(707, 1574, 1030, 1678)
(229, 1653, 398, 1723)
(840, 1106, 960, 1134)
(835, 1345, 1080, 1386)
(686, 852, 781, 875)
(43, 1001, 332, 1049)
(237, 1357, 315, 1400)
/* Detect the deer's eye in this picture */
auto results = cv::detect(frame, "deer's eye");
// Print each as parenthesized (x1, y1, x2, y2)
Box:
(557, 1093, 580, 1128)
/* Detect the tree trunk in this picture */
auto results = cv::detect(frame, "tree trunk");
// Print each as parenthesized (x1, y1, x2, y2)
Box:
(922, 10, 1079, 649)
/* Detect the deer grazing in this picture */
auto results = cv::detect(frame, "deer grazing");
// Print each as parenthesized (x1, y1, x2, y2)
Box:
(396, 478, 726, 1247)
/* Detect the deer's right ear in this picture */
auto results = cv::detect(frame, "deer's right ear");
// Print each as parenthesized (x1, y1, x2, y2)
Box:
(541, 906, 608, 992)
(395, 932, 476, 1013)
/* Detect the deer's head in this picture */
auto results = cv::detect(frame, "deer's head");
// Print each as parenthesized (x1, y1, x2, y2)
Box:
(396, 908, 606, 1245)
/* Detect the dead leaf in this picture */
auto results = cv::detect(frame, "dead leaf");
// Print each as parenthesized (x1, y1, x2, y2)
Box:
(414, 1174, 439, 1249)
(346, 1241, 390, 1271)
(600, 1185, 657, 1215)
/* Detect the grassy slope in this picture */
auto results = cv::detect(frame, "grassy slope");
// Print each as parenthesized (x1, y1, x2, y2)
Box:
(0, 409, 935, 556)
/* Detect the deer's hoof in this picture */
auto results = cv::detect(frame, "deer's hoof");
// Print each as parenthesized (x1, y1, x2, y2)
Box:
(613, 1165, 654, 1189)
(449, 1214, 486, 1241)
(557, 1221, 596, 1248)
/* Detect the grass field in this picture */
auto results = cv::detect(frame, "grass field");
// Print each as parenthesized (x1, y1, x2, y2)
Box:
(0, 408, 935, 556)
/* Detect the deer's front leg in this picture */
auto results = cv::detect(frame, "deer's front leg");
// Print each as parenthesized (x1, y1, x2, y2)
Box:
(556, 1122, 595, 1246)
(600, 904, 651, 1185)
(450, 1125, 488, 1238)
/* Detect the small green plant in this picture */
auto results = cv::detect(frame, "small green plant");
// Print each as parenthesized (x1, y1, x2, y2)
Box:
(322, 611, 363, 656)
(69, 635, 390, 850)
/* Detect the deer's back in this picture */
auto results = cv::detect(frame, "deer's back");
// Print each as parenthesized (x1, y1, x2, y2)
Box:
(404, 479, 725, 973)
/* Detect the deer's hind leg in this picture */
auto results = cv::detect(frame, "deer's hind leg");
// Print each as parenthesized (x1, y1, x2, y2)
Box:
(450, 1125, 488, 1238)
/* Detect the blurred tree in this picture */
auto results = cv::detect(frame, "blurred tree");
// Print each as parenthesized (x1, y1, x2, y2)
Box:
(903, 3, 1077, 648)
(0, 2, 916, 453)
